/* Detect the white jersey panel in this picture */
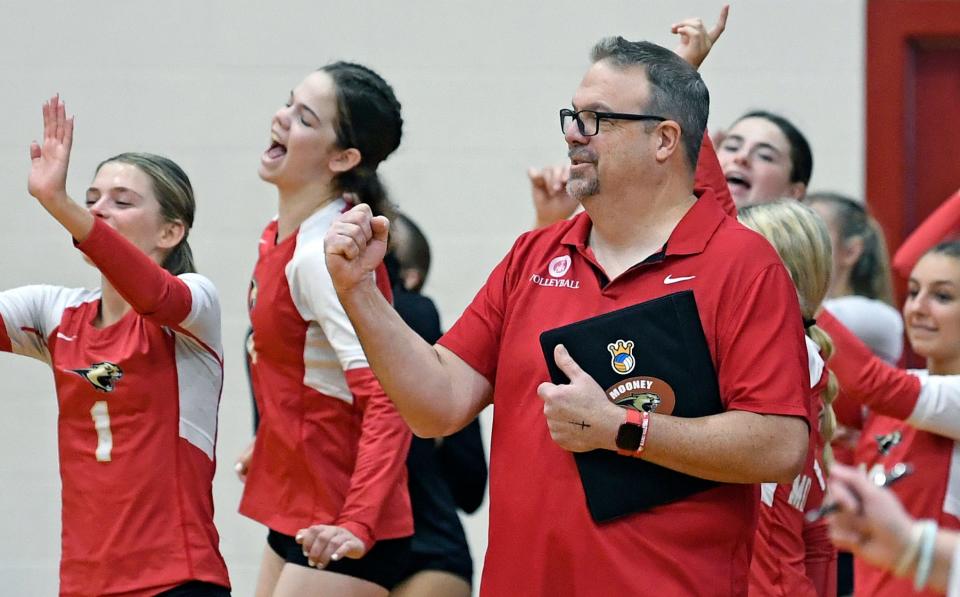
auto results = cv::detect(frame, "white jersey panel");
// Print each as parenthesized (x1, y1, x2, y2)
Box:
(0, 285, 99, 363)
(174, 334, 222, 460)
(178, 273, 223, 357)
(301, 320, 352, 403)
(910, 370, 960, 441)
(284, 199, 375, 403)
(173, 274, 223, 460)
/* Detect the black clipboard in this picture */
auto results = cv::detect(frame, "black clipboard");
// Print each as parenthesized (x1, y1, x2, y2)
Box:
(539, 290, 724, 522)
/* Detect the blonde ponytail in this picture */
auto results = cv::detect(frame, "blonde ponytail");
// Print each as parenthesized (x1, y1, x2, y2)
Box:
(739, 200, 837, 469)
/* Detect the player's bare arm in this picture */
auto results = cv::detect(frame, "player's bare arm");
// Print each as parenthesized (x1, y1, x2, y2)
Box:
(325, 204, 492, 437)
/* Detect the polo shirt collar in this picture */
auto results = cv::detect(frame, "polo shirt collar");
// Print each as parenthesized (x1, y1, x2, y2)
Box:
(560, 187, 727, 258)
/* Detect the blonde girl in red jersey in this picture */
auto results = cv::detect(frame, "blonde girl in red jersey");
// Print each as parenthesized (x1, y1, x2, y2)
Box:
(235, 63, 413, 597)
(738, 200, 840, 597)
(1, 96, 230, 596)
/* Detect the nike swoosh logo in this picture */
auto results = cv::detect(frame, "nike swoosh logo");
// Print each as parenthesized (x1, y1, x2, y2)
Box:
(663, 274, 696, 285)
(56, 332, 77, 342)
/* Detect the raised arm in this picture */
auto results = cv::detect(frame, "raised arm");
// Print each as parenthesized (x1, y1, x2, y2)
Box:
(670, 6, 736, 217)
(74, 221, 203, 331)
(695, 132, 736, 217)
(26, 95, 209, 339)
(892, 188, 960, 279)
(325, 205, 493, 437)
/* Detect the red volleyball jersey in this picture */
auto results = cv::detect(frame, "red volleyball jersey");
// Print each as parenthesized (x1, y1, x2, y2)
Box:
(0, 219, 228, 596)
(820, 309, 960, 595)
(853, 375, 960, 597)
(749, 337, 834, 597)
(238, 199, 412, 548)
(892, 187, 960, 280)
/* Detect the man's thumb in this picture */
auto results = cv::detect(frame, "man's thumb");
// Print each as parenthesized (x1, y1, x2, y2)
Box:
(371, 215, 390, 243)
(553, 344, 585, 380)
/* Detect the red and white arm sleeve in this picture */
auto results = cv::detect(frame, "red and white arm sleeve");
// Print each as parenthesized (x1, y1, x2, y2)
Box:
(907, 375, 960, 441)
(75, 218, 193, 326)
(0, 285, 92, 363)
(0, 289, 44, 357)
(892, 188, 960, 279)
(824, 310, 960, 440)
(695, 132, 737, 217)
(291, 244, 410, 547)
(820, 309, 920, 420)
(77, 219, 221, 352)
(336, 367, 412, 548)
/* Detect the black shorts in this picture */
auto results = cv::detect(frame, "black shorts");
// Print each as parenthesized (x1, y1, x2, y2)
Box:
(267, 529, 411, 590)
(155, 581, 231, 596)
(402, 549, 473, 586)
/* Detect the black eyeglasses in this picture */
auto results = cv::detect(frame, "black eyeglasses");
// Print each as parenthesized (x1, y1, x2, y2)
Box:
(560, 108, 666, 136)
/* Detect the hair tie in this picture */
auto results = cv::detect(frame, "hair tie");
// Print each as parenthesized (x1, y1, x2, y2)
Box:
(803, 317, 817, 329)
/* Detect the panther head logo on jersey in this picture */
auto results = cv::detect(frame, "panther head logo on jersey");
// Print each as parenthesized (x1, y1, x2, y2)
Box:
(876, 431, 902, 456)
(607, 339, 636, 375)
(71, 362, 124, 392)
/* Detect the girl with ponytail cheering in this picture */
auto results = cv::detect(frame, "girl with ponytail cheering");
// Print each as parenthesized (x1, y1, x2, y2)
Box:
(236, 63, 413, 597)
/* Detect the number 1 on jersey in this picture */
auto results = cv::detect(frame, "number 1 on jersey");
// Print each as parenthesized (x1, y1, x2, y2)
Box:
(90, 401, 113, 462)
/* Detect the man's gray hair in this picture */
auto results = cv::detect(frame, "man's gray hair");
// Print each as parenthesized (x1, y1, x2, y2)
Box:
(591, 37, 709, 171)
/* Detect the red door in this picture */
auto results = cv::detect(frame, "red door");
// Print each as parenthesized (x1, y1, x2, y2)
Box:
(867, 0, 960, 268)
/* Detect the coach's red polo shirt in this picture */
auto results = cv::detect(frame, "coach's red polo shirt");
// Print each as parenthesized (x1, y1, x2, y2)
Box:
(439, 189, 809, 597)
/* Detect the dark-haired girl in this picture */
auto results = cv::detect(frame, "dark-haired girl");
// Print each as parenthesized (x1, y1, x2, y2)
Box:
(717, 110, 813, 209)
(2, 96, 230, 596)
(236, 64, 413, 597)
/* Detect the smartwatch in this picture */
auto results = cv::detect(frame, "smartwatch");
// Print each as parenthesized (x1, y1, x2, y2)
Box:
(616, 408, 647, 456)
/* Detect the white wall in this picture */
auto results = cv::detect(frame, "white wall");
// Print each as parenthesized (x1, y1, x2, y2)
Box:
(0, 1, 864, 593)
